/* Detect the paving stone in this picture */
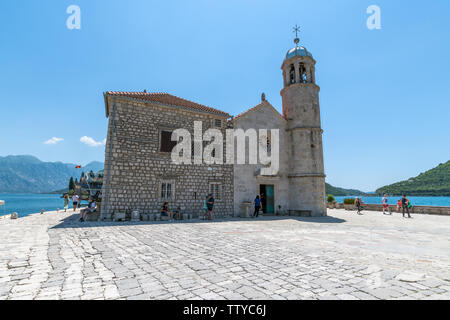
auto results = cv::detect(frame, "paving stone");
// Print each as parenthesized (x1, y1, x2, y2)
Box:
(0, 209, 449, 300)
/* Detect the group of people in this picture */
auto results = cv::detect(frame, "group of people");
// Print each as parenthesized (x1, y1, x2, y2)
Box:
(159, 193, 216, 222)
(62, 193, 80, 212)
(159, 193, 266, 222)
(61, 193, 98, 222)
(354, 194, 413, 218)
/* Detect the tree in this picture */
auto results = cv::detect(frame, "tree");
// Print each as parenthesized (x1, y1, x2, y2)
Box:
(69, 177, 75, 191)
(327, 194, 335, 203)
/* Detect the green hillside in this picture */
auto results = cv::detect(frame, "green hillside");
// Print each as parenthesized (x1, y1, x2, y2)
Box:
(325, 183, 365, 196)
(376, 161, 450, 196)
(0, 155, 104, 193)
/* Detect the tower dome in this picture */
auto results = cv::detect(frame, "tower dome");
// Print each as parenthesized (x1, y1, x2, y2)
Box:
(286, 46, 313, 59)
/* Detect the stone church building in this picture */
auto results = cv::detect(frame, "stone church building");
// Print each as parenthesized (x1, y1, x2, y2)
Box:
(100, 37, 326, 219)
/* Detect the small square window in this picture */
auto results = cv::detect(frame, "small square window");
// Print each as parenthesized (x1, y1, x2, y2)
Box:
(214, 119, 222, 127)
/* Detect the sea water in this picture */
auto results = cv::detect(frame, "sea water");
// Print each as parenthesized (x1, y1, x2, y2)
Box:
(334, 196, 450, 207)
(0, 193, 78, 218)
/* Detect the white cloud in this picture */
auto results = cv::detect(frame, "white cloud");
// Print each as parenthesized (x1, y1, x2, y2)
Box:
(80, 136, 106, 147)
(44, 137, 64, 145)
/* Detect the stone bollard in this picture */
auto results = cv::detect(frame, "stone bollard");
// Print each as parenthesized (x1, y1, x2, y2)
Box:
(240, 202, 252, 218)
(131, 210, 140, 222)
(113, 212, 126, 222)
(10, 212, 18, 219)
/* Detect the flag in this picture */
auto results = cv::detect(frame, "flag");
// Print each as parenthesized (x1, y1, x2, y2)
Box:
(75, 165, 82, 169)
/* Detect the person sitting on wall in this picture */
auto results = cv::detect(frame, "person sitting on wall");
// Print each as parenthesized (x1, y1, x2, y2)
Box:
(173, 206, 181, 220)
(160, 202, 173, 221)
(80, 198, 96, 222)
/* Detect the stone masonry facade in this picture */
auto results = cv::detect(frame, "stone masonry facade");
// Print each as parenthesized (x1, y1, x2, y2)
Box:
(100, 39, 327, 219)
(100, 94, 233, 218)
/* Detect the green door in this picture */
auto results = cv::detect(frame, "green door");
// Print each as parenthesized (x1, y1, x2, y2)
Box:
(265, 185, 274, 214)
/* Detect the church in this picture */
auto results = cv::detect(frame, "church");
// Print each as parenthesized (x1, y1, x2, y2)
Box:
(100, 33, 326, 219)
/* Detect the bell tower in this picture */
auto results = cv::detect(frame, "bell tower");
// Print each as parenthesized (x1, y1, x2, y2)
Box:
(280, 26, 326, 217)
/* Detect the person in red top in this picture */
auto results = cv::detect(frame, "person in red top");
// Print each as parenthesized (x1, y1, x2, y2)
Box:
(396, 199, 402, 213)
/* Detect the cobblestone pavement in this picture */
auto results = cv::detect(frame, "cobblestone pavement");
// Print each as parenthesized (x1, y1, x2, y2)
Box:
(0, 209, 449, 300)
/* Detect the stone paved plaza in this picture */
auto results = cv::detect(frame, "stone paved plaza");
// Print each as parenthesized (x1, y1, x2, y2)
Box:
(0, 209, 449, 300)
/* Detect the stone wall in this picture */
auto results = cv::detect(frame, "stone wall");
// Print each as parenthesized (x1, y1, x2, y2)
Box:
(101, 97, 233, 218)
(232, 102, 290, 216)
(333, 203, 450, 216)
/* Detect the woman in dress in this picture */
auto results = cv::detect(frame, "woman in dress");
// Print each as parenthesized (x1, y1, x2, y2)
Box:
(63, 194, 70, 212)
(354, 197, 363, 215)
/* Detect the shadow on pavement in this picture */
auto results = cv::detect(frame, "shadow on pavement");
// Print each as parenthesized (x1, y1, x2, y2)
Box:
(51, 213, 346, 229)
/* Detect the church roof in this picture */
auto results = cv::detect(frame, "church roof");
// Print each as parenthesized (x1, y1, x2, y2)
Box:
(231, 100, 285, 123)
(104, 91, 230, 118)
(286, 46, 313, 59)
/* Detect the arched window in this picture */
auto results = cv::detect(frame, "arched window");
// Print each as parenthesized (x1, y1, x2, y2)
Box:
(299, 63, 307, 83)
(289, 65, 295, 84)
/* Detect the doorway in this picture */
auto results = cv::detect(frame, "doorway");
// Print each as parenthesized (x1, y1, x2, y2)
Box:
(260, 185, 274, 214)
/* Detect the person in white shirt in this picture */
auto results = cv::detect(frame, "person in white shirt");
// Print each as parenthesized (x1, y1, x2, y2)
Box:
(72, 194, 79, 211)
(80, 198, 96, 222)
(382, 194, 392, 215)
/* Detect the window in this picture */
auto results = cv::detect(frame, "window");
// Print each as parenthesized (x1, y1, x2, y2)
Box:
(267, 131, 272, 153)
(299, 63, 307, 83)
(289, 65, 295, 84)
(259, 131, 272, 153)
(215, 119, 222, 127)
(160, 181, 174, 200)
(160, 130, 177, 153)
(209, 183, 221, 200)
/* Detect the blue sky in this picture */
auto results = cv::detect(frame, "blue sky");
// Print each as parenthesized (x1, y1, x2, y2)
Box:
(0, 0, 449, 191)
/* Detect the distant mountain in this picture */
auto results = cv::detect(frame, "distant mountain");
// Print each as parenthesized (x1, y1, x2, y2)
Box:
(0, 155, 104, 193)
(325, 183, 366, 196)
(376, 161, 450, 196)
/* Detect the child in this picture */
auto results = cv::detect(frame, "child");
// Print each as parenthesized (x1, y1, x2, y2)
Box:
(382, 194, 391, 215)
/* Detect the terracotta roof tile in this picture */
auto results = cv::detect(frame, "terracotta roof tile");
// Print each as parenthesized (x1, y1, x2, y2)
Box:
(105, 91, 230, 117)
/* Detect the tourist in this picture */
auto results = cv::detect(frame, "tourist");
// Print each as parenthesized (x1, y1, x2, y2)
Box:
(63, 194, 70, 212)
(382, 194, 391, 215)
(80, 198, 96, 222)
(354, 197, 363, 215)
(401, 194, 412, 218)
(202, 195, 208, 220)
(160, 202, 173, 221)
(253, 195, 261, 218)
(72, 193, 79, 212)
(206, 193, 215, 220)
(396, 199, 402, 213)
(174, 206, 181, 220)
